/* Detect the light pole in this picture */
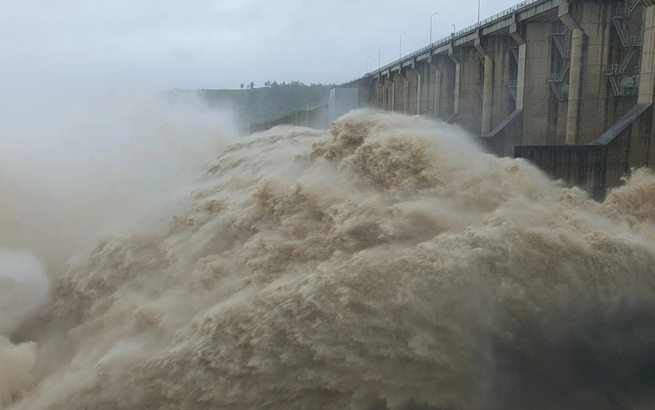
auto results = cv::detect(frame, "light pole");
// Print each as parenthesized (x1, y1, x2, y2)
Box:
(430, 12, 439, 44)
(366, 55, 372, 73)
(452, 24, 456, 34)
(379, 46, 384, 70)
(399, 32, 406, 59)
(478, 0, 481, 22)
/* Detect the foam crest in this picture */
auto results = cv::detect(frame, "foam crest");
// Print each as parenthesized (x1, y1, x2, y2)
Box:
(6, 110, 655, 409)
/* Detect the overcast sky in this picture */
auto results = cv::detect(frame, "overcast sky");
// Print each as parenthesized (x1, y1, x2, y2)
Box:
(1, 0, 520, 95)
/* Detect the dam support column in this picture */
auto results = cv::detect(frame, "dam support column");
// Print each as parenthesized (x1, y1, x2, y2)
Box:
(374, 77, 385, 109)
(456, 45, 485, 133)
(566, 28, 583, 144)
(486, 24, 527, 157)
(448, 48, 461, 122)
(638, 2, 655, 165)
(476, 37, 494, 135)
(409, 64, 421, 115)
(559, 4, 585, 145)
(384, 76, 394, 112)
(522, 22, 555, 145)
(429, 59, 443, 119)
(400, 72, 409, 114)
(510, 24, 527, 111)
(405, 68, 419, 115)
(639, 2, 655, 105)
(375, 77, 382, 110)
(392, 73, 407, 113)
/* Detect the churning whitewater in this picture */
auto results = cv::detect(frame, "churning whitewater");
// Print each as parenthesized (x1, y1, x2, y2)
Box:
(3, 106, 655, 410)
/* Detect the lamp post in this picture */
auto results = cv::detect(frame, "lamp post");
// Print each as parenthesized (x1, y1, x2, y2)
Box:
(399, 32, 406, 59)
(430, 12, 439, 44)
(478, 0, 481, 22)
(366, 55, 372, 73)
(379, 46, 384, 70)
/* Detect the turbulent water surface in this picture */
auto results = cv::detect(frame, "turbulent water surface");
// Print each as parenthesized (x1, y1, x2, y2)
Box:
(2, 103, 655, 410)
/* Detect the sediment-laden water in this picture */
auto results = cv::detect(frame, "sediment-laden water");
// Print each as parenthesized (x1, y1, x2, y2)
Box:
(2, 104, 655, 409)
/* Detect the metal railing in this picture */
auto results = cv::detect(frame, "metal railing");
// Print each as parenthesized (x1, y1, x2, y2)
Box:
(549, 60, 570, 83)
(359, 0, 545, 79)
(552, 24, 568, 35)
(607, 75, 639, 97)
(549, 72, 568, 82)
(605, 64, 623, 75)
(606, 49, 638, 77)
(612, 19, 642, 47)
(510, 47, 519, 63)
(627, 0, 641, 16)
(620, 47, 637, 72)
(613, 0, 640, 18)
(549, 82, 568, 100)
(551, 32, 571, 59)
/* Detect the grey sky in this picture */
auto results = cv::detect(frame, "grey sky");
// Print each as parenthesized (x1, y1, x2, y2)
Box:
(1, 0, 520, 94)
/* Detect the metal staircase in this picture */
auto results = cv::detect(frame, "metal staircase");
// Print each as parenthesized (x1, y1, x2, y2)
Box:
(549, 24, 571, 100)
(510, 46, 519, 64)
(508, 80, 518, 100)
(614, 0, 641, 20)
(508, 45, 520, 102)
(606, 0, 642, 96)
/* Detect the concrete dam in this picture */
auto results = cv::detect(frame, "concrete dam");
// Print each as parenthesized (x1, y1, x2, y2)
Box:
(342, 0, 655, 200)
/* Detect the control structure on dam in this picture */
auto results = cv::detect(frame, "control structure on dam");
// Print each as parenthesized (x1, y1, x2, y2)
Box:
(344, 0, 655, 199)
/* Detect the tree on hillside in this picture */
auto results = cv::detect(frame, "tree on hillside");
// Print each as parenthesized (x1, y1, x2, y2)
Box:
(250, 81, 255, 89)
(240, 83, 244, 89)
(194, 82, 334, 124)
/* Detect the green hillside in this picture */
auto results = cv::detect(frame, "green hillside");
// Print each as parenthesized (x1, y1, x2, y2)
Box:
(169, 83, 333, 126)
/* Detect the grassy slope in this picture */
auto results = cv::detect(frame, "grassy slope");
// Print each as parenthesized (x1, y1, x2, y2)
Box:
(195, 84, 333, 125)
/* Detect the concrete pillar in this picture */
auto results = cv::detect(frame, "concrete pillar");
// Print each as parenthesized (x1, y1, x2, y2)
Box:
(566, 28, 583, 144)
(374, 78, 384, 109)
(639, 4, 655, 105)
(571, 1, 613, 143)
(559, 3, 585, 145)
(510, 24, 527, 111)
(391, 77, 397, 112)
(516, 45, 526, 110)
(448, 48, 461, 122)
(455, 46, 484, 133)
(476, 38, 494, 135)
(483, 55, 494, 134)
(411, 66, 422, 115)
(596, 5, 612, 134)
(392, 78, 396, 112)
(634, 3, 655, 167)
(403, 73, 409, 114)
(429, 61, 443, 119)
(366, 80, 375, 107)
(405, 68, 418, 114)
(397, 71, 410, 114)
(522, 23, 554, 145)
(419, 62, 433, 116)
(384, 77, 394, 111)
(384, 79, 390, 110)
(392, 73, 408, 113)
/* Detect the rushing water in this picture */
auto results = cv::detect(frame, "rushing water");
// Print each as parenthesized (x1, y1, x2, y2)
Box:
(2, 101, 655, 409)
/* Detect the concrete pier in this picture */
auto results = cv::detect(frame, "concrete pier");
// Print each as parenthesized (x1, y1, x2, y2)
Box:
(347, 0, 655, 199)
